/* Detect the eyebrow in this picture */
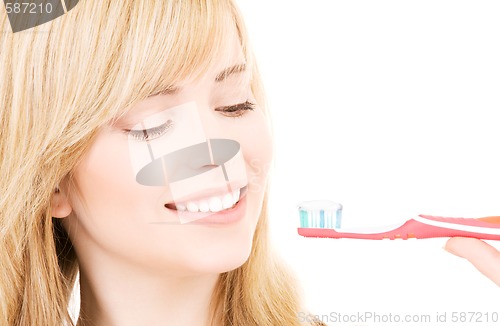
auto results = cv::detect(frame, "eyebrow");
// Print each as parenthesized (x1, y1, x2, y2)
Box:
(148, 64, 247, 98)
(215, 63, 246, 82)
(148, 86, 180, 97)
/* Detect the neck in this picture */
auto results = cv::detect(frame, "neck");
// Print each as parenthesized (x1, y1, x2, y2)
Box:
(76, 260, 219, 326)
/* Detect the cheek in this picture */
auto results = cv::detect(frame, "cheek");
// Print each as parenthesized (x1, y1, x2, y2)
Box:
(239, 113, 274, 195)
(78, 144, 129, 198)
(70, 130, 164, 223)
(74, 134, 132, 206)
(67, 131, 180, 264)
(254, 116, 274, 170)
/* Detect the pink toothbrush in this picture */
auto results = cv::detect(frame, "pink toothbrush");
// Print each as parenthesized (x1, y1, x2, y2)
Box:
(297, 200, 500, 240)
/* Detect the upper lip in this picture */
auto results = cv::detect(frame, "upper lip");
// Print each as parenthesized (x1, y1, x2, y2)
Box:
(165, 182, 247, 205)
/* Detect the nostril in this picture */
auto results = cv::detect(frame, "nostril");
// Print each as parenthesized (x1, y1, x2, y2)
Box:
(194, 165, 219, 173)
(203, 164, 218, 168)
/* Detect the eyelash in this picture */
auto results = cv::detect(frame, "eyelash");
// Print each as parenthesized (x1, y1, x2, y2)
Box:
(215, 101, 256, 118)
(125, 101, 255, 141)
(125, 119, 174, 142)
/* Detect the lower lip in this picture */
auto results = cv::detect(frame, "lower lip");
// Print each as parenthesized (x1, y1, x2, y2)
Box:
(167, 193, 248, 225)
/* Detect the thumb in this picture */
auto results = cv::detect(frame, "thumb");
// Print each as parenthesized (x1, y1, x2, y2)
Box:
(445, 237, 500, 287)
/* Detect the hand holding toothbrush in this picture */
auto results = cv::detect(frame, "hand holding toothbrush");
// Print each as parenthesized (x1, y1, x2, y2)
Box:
(445, 237, 500, 287)
(297, 200, 500, 286)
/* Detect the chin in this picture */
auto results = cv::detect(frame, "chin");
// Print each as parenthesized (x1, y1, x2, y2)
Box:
(185, 233, 254, 275)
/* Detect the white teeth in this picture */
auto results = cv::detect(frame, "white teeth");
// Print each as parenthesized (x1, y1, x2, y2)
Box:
(171, 187, 243, 213)
(187, 202, 199, 213)
(198, 200, 209, 213)
(209, 197, 223, 212)
(232, 188, 240, 203)
(175, 204, 186, 211)
(222, 193, 234, 209)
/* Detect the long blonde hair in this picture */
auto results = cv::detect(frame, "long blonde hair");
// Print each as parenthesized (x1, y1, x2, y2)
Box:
(0, 1, 324, 325)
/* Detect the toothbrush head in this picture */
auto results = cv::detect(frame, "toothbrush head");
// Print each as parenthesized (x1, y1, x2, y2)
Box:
(297, 200, 342, 229)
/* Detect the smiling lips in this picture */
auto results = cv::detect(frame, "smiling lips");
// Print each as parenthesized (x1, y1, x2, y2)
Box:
(165, 186, 247, 213)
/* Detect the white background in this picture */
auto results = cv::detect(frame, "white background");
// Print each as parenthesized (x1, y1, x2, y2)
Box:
(237, 1, 500, 325)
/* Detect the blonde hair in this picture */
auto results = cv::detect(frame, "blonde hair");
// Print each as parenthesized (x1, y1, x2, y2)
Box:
(0, 1, 325, 325)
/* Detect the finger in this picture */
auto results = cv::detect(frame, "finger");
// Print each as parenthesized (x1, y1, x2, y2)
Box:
(445, 237, 500, 286)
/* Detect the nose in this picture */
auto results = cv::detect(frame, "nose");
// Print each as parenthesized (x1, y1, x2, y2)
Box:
(135, 139, 241, 186)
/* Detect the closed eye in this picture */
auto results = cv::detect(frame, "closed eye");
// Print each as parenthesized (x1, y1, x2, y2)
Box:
(215, 101, 256, 118)
(125, 119, 174, 141)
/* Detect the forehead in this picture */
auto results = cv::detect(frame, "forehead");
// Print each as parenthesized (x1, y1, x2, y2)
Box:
(152, 31, 248, 97)
(196, 29, 247, 84)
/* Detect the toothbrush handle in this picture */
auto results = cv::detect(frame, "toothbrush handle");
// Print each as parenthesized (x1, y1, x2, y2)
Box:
(413, 215, 500, 240)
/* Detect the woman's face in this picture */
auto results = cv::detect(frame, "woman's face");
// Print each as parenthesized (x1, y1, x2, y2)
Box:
(62, 31, 273, 276)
